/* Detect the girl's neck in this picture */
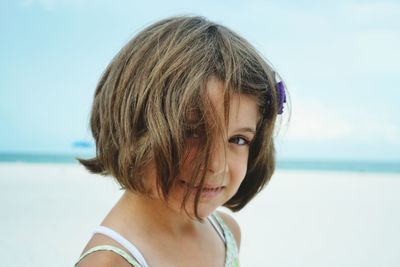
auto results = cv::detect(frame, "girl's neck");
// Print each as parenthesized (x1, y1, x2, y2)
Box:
(103, 190, 204, 237)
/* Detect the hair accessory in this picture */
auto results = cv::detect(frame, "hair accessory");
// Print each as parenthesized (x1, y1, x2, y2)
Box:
(276, 81, 286, 114)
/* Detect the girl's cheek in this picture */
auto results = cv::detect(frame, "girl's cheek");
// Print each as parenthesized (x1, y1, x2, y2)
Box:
(179, 145, 200, 177)
(230, 152, 249, 180)
(183, 144, 199, 162)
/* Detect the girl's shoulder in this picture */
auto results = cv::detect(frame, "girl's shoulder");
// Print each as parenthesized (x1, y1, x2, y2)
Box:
(215, 210, 241, 250)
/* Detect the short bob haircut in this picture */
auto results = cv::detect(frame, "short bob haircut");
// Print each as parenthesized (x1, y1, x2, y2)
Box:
(79, 16, 285, 218)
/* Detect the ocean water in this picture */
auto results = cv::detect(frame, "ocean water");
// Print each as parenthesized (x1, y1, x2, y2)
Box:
(0, 153, 399, 173)
(0, 153, 79, 163)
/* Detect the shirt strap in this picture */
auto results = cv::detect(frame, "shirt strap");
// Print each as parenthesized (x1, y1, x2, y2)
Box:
(74, 245, 142, 267)
(93, 225, 149, 267)
(208, 213, 226, 243)
(212, 212, 241, 266)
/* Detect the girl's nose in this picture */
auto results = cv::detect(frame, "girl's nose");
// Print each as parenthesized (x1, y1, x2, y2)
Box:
(208, 141, 228, 175)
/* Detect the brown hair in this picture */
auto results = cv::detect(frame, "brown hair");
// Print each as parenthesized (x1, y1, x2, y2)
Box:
(79, 16, 284, 218)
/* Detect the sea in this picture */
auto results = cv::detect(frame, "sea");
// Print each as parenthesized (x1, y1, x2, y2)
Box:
(0, 153, 399, 173)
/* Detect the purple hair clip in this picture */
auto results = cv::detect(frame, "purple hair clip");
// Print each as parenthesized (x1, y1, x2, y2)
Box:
(276, 81, 286, 114)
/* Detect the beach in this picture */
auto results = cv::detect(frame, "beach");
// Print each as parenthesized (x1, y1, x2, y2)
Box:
(1, 163, 399, 267)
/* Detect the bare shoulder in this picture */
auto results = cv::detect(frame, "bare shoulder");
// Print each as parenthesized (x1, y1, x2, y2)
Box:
(216, 210, 241, 249)
(76, 249, 133, 267)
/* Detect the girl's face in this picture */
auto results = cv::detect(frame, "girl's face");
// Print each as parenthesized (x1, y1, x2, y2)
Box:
(166, 77, 260, 219)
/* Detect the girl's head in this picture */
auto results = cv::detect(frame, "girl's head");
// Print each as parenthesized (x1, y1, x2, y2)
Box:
(79, 16, 286, 219)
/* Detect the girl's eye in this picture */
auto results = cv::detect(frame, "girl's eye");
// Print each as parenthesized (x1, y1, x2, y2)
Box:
(229, 136, 250, 146)
(185, 129, 200, 139)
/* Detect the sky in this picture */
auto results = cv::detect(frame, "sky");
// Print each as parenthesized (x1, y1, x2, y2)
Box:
(0, 0, 399, 161)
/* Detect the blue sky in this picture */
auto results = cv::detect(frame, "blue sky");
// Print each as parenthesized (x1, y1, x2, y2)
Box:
(1, 0, 399, 161)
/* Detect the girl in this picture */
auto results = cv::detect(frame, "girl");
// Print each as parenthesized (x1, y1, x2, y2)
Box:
(75, 16, 286, 267)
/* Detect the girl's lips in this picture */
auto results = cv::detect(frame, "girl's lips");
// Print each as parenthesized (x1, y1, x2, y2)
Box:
(178, 180, 225, 198)
(178, 180, 225, 190)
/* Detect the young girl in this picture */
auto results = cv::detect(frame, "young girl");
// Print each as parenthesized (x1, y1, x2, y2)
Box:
(75, 16, 286, 267)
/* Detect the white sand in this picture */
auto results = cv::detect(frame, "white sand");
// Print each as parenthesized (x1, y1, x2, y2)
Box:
(1, 163, 399, 267)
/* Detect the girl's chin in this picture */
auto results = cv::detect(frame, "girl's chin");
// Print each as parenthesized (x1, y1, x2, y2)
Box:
(187, 201, 222, 219)
(162, 182, 228, 219)
(167, 198, 220, 220)
(197, 207, 219, 219)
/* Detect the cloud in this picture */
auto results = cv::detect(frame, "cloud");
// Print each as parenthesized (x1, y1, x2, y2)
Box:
(283, 92, 353, 141)
(354, 115, 400, 146)
(346, 1, 400, 21)
(282, 88, 400, 145)
(384, 125, 400, 145)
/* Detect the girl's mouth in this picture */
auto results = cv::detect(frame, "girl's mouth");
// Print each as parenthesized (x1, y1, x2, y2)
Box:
(178, 180, 225, 198)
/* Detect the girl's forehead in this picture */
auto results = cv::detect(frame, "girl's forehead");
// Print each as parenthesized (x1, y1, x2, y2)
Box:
(205, 78, 260, 129)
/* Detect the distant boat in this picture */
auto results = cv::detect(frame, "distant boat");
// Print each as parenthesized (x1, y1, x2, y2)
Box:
(72, 140, 93, 148)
